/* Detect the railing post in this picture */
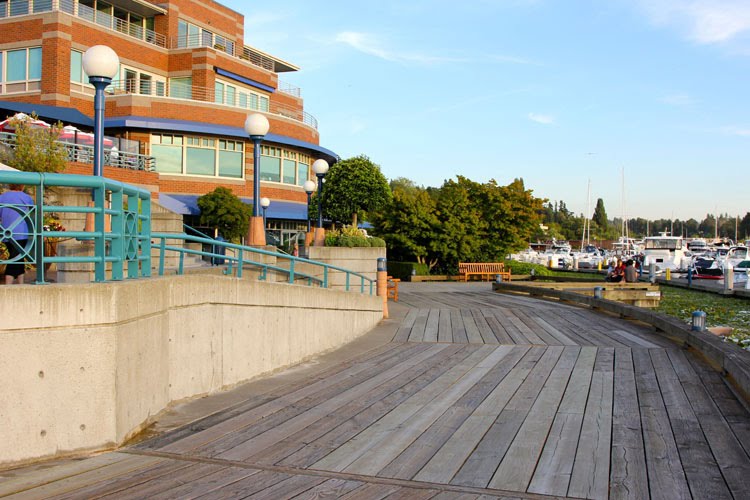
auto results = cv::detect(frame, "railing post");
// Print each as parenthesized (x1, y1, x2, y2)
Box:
(140, 193, 151, 277)
(158, 238, 166, 276)
(237, 248, 243, 278)
(34, 180, 46, 284)
(94, 185, 106, 282)
(110, 188, 123, 280)
(288, 258, 295, 284)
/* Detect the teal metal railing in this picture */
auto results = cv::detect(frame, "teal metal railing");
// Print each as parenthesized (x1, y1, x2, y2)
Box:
(0, 172, 374, 294)
(150, 232, 375, 294)
(0, 171, 151, 283)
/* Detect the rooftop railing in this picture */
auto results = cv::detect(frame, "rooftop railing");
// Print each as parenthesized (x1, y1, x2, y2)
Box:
(107, 79, 318, 130)
(0, 132, 156, 171)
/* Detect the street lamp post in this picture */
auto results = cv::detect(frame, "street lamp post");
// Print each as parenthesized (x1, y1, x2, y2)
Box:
(303, 179, 316, 233)
(244, 113, 270, 246)
(260, 196, 270, 229)
(312, 159, 329, 246)
(82, 45, 119, 177)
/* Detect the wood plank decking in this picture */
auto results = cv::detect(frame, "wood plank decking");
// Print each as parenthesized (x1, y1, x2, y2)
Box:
(2, 282, 750, 499)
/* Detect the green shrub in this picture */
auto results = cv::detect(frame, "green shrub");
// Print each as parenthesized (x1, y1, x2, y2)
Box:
(323, 226, 382, 248)
(502, 260, 553, 276)
(369, 237, 386, 248)
(388, 261, 429, 280)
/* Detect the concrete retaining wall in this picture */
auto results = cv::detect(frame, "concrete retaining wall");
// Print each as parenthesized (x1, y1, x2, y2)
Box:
(307, 246, 386, 290)
(0, 275, 383, 467)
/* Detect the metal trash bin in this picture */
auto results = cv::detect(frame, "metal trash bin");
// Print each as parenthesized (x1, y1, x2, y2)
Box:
(212, 236, 226, 265)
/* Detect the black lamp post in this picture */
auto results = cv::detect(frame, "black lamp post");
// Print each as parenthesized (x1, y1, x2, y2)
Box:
(82, 45, 119, 177)
(244, 113, 270, 245)
(312, 159, 329, 229)
(303, 179, 316, 233)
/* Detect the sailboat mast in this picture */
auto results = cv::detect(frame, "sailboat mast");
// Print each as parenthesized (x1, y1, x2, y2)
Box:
(581, 178, 591, 251)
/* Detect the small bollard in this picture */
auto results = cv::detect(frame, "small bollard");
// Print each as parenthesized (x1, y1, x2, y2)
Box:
(691, 310, 706, 331)
(377, 257, 389, 319)
(724, 266, 734, 292)
(573, 257, 579, 271)
(495, 273, 503, 283)
(594, 286, 604, 299)
(597, 261, 602, 271)
(665, 268, 671, 281)
(648, 263, 656, 283)
(687, 266, 692, 287)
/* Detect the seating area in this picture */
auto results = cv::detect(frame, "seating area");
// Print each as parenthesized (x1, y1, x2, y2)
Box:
(458, 262, 511, 282)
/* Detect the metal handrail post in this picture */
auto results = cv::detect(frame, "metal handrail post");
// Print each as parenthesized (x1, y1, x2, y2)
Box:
(34, 182, 46, 284)
(94, 185, 106, 282)
(110, 189, 124, 280)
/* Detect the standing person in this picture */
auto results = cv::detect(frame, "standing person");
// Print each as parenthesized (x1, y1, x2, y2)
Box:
(0, 184, 34, 284)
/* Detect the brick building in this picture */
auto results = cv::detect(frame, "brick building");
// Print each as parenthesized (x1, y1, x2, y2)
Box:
(0, 0, 336, 247)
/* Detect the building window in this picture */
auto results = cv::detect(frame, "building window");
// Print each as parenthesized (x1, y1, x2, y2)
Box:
(260, 145, 310, 186)
(151, 134, 244, 179)
(70, 49, 83, 83)
(178, 19, 233, 55)
(169, 77, 192, 99)
(1, 46, 41, 93)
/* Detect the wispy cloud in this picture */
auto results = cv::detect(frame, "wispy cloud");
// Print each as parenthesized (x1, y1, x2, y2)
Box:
(660, 93, 695, 106)
(722, 125, 750, 137)
(635, 0, 750, 45)
(334, 31, 466, 65)
(528, 113, 555, 125)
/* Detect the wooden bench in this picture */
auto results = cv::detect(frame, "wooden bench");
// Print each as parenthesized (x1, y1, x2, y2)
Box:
(387, 276, 400, 301)
(458, 262, 511, 282)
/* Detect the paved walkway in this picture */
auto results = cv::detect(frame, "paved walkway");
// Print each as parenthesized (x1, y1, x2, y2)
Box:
(2, 282, 750, 499)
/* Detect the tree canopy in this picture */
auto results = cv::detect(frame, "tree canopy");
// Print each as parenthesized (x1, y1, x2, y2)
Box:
(320, 155, 392, 227)
(197, 187, 252, 242)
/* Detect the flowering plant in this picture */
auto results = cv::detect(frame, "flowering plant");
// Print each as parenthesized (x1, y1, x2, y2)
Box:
(43, 214, 66, 234)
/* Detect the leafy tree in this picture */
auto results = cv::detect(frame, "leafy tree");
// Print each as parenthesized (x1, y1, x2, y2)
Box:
(197, 187, 252, 242)
(320, 155, 392, 227)
(592, 198, 608, 230)
(0, 114, 67, 172)
(432, 177, 488, 269)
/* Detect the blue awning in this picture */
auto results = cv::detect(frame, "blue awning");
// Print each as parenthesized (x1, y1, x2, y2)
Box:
(215, 68, 275, 93)
(0, 101, 93, 127)
(158, 193, 309, 221)
(104, 115, 339, 164)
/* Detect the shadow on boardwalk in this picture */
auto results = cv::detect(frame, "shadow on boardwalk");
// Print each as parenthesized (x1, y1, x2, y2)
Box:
(2, 282, 750, 499)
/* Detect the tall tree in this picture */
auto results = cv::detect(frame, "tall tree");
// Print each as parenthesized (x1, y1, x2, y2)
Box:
(320, 155, 392, 227)
(592, 198, 608, 230)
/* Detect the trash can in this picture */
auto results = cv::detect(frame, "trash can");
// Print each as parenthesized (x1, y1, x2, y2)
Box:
(212, 236, 226, 265)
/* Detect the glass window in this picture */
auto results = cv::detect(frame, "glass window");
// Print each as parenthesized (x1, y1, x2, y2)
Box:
(249, 93, 258, 110)
(155, 80, 165, 96)
(260, 156, 280, 182)
(170, 77, 192, 99)
(186, 147, 214, 175)
(283, 159, 296, 184)
(260, 96, 269, 112)
(177, 20, 187, 48)
(239, 93, 247, 108)
(214, 81, 224, 104)
(9, 0, 28, 16)
(28, 47, 40, 79)
(201, 29, 213, 47)
(225, 85, 236, 106)
(297, 162, 308, 186)
(33, 0, 52, 13)
(0, 1, 7, 18)
(70, 49, 82, 83)
(6, 49, 26, 82)
(151, 144, 182, 173)
(139, 74, 152, 95)
(219, 150, 242, 178)
(96, 1, 112, 28)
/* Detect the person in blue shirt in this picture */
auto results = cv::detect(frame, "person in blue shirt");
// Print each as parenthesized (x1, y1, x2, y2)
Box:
(0, 184, 34, 284)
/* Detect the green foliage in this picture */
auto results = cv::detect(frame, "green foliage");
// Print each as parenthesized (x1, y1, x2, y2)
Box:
(319, 155, 392, 227)
(196, 187, 251, 242)
(502, 260, 553, 276)
(387, 261, 429, 280)
(369, 237, 386, 247)
(324, 225, 375, 247)
(372, 175, 545, 272)
(0, 114, 67, 172)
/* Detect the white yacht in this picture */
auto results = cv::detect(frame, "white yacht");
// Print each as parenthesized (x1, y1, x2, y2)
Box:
(642, 232, 692, 272)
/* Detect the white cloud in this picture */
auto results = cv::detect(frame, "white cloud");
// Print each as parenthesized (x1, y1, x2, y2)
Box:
(661, 93, 695, 106)
(636, 0, 750, 44)
(334, 31, 466, 65)
(722, 126, 750, 137)
(528, 113, 555, 125)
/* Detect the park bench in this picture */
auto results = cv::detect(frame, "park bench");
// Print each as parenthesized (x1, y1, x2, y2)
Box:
(387, 276, 400, 301)
(458, 262, 511, 282)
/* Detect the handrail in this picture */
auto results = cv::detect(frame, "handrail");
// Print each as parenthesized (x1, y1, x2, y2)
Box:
(0, 171, 151, 283)
(150, 232, 375, 294)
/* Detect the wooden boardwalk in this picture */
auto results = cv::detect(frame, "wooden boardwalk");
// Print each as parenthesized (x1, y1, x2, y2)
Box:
(3, 282, 750, 499)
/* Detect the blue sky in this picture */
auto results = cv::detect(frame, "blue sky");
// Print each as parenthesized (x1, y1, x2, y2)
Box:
(226, 0, 750, 221)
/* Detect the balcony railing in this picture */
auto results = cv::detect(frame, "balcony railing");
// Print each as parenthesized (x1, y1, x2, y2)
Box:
(107, 79, 318, 130)
(0, 132, 156, 171)
(0, 0, 167, 48)
(277, 81, 301, 98)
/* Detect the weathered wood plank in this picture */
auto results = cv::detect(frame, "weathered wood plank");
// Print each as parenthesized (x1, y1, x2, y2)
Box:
(609, 348, 649, 500)
(451, 346, 563, 487)
(243, 473, 327, 499)
(667, 348, 750, 497)
(527, 346, 597, 496)
(394, 308, 420, 342)
(438, 309, 453, 343)
(191, 470, 290, 500)
(96, 463, 225, 499)
(530, 316, 577, 346)
(409, 309, 431, 342)
(462, 309, 484, 344)
(482, 312, 514, 344)
(471, 309, 500, 344)
(291, 478, 364, 500)
(424, 309, 441, 343)
(451, 309, 469, 343)
(632, 348, 691, 500)
(650, 348, 732, 499)
(568, 347, 614, 500)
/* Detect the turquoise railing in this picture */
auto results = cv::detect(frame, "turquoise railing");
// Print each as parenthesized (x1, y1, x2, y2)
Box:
(0, 171, 374, 293)
(150, 232, 375, 294)
(0, 171, 151, 283)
